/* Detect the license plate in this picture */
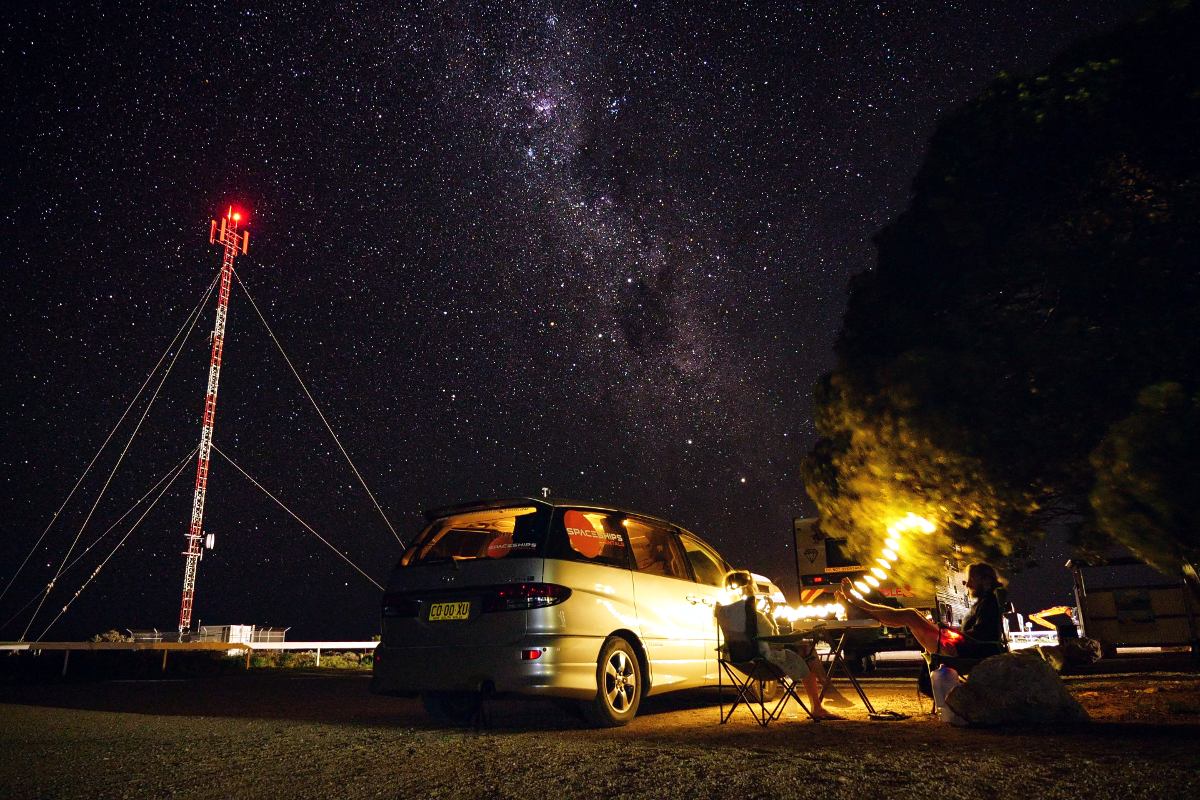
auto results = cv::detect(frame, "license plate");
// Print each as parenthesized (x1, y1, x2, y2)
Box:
(428, 601, 471, 621)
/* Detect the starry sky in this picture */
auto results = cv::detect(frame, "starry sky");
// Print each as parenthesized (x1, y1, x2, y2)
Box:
(1, 1, 1145, 640)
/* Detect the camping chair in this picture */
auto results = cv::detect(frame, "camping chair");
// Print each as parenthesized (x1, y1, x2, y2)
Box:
(715, 597, 812, 726)
(919, 587, 1011, 707)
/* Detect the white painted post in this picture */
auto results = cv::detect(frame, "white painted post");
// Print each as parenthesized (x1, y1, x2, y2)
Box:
(61, 650, 70, 677)
(316, 647, 321, 667)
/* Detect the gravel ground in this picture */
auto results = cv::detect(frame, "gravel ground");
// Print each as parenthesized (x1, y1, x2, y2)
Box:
(1, 670, 1198, 800)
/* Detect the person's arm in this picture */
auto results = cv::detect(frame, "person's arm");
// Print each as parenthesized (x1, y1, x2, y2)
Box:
(755, 607, 779, 637)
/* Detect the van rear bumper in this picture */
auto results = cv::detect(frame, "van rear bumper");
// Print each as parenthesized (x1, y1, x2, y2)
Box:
(370, 636, 602, 700)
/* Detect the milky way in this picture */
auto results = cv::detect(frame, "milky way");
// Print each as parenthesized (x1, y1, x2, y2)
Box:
(0, 1, 1142, 638)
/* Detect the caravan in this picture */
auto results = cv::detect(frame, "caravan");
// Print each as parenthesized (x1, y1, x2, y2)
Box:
(792, 517, 972, 671)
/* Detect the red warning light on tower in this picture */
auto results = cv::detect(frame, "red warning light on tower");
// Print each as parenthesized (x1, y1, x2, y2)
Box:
(210, 207, 250, 253)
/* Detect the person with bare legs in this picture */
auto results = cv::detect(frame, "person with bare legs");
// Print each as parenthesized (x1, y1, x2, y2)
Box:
(725, 571, 847, 719)
(835, 563, 1006, 658)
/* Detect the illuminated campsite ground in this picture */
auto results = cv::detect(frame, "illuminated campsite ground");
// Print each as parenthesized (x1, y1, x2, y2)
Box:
(1, 669, 1197, 799)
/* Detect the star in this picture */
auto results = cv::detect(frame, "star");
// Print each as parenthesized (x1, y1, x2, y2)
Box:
(0, 1, 1142, 639)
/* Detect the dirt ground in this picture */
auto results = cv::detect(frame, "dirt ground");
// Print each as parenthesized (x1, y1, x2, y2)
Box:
(1, 668, 1198, 800)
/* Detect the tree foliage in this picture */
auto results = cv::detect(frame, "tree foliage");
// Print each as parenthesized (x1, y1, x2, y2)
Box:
(1091, 383, 1200, 576)
(804, 2, 1200, 580)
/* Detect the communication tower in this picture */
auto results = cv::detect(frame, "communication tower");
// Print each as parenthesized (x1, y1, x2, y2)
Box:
(178, 207, 249, 634)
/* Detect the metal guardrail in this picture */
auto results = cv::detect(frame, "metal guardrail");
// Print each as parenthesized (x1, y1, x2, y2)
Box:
(0, 640, 379, 673)
(245, 641, 377, 650)
(245, 641, 377, 666)
(0, 641, 246, 651)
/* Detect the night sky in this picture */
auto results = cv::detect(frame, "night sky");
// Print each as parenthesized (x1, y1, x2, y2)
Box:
(1, 1, 1145, 640)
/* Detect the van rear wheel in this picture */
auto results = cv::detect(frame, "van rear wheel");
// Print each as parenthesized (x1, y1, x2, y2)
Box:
(421, 691, 482, 726)
(581, 636, 641, 727)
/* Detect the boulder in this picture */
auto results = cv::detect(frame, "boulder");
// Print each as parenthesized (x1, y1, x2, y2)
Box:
(1064, 637, 1103, 666)
(945, 652, 1090, 726)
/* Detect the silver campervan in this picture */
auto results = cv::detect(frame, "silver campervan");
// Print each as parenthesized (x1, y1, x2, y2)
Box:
(370, 497, 734, 726)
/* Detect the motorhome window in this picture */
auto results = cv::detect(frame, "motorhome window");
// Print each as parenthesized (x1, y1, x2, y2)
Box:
(678, 533, 726, 586)
(547, 509, 630, 568)
(626, 520, 690, 580)
(405, 506, 549, 565)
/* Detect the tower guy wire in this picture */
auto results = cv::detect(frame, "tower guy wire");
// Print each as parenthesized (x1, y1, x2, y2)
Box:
(19, 273, 218, 642)
(0, 273, 217, 609)
(232, 266, 404, 547)
(0, 448, 198, 636)
(36, 448, 197, 642)
(211, 444, 384, 591)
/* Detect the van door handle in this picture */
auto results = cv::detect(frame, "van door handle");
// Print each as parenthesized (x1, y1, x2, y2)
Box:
(686, 595, 715, 606)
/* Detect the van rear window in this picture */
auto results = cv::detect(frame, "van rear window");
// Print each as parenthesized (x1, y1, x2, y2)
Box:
(404, 505, 550, 565)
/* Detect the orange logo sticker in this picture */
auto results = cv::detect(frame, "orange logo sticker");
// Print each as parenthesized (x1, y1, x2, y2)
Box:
(486, 531, 514, 559)
(564, 510, 624, 558)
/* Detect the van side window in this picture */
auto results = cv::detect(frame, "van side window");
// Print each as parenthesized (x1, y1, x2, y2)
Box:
(678, 534, 726, 586)
(626, 520, 690, 580)
(547, 509, 630, 567)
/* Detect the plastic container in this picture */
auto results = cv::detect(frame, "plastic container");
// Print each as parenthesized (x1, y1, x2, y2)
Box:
(930, 664, 967, 726)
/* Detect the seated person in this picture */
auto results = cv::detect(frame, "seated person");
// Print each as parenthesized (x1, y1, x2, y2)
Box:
(725, 571, 848, 719)
(836, 562, 1006, 658)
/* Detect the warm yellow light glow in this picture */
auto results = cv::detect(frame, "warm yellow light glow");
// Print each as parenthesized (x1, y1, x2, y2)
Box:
(850, 589, 864, 600)
(882, 548, 897, 561)
(871, 566, 887, 580)
(885, 537, 900, 551)
(716, 587, 743, 606)
(770, 601, 846, 622)
(437, 506, 538, 525)
(864, 574, 880, 587)
(853, 580, 870, 594)
(876, 557, 891, 569)
(886, 512, 936, 538)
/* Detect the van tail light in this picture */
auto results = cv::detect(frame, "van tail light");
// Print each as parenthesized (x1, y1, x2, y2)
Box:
(483, 583, 572, 612)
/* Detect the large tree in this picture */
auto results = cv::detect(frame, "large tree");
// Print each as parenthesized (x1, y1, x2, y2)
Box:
(804, 1, 1200, 586)
(1090, 383, 1200, 578)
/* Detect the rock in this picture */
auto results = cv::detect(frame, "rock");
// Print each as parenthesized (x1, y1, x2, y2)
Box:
(945, 652, 1090, 726)
(1064, 637, 1103, 665)
(1036, 645, 1067, 673)
(1041, 637, 1104, 671)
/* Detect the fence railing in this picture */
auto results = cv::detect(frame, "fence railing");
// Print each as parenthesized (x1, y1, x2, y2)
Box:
(0, 640, 379, 673)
